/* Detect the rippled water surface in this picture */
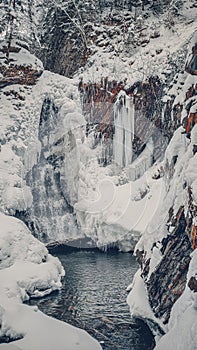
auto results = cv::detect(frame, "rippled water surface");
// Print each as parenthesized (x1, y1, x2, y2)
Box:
(29, 250, 155, 350)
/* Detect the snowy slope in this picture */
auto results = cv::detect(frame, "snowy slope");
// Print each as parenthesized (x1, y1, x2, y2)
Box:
(75, 1, 197, 86)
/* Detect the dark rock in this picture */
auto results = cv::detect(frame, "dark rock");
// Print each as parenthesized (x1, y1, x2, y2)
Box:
(193, 144, 197, 155)
(188, 276, 197, 292)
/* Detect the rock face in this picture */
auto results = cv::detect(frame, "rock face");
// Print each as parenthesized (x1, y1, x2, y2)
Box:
(133, 68, 197, 336)
(79, 75, 186, 170)
(39, 8, 87, 77)
(37, 3, 96, 77)
(147, 209, 192, 324)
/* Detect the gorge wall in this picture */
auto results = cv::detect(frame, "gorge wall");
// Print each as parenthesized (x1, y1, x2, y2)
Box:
(0, 1, 197, 348)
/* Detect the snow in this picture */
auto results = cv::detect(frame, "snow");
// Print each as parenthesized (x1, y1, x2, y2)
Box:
(0, 213, 102, 350)
(127, 120, 197, 348)
(0, 55, 162, 250)
(134, 121, 196, 260)
(75, 158, 163, 250)
(127, 269, 165, 336)
(154, 305, 197, 350)
(0, 212, 64, 289)
(75, 6, 197, 87)
(9, 47, 43, 71)
(126, 139, 154, 181)
(147, 244, 163, 280)
(0, 46, 102, 349)
(0, 144, 33, 215)
(0, 49, 85, 240)
(0, 6, 196, 349)
(164, 126, 188, 166)
(173, 74, 197, 106)
(127, 269, 157, 320)
(0, 304, 102, 350)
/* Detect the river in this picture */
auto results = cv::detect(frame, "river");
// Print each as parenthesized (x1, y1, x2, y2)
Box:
(29, 250, 155, 350)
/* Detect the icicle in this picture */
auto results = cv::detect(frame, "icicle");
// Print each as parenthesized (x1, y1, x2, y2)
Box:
(24, 139, 41, 173)
(113, 91, 134, 168)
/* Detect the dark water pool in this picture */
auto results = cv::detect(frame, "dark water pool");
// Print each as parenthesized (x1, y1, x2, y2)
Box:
(29, 250, 155, 350)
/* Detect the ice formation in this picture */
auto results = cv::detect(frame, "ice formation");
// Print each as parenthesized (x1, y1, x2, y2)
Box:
(113, 91, 134, 168)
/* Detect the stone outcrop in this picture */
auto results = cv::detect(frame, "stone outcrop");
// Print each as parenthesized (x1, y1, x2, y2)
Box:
(0, 63, 43, 88)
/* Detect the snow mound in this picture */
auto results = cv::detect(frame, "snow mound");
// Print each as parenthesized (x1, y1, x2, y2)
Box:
(0, 145, 33, 215)
(0, 213, 102, 350)
(0, 213, 64, 298)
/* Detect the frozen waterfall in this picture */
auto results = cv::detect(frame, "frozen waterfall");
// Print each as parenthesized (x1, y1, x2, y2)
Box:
(113, 91, 134, 168)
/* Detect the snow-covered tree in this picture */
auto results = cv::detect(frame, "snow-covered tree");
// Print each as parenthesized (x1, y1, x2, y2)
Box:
(0, 0, 39, 60)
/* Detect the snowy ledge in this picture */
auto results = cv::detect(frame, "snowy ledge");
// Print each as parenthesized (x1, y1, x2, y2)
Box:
(127, 269, 166, 339)
(0, 213, 102, 350)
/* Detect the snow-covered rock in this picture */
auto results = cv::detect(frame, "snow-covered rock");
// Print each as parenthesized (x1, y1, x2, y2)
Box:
(127, 71, 197, 348)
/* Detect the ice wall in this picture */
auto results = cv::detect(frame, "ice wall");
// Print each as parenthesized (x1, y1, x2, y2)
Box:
(126, 139, 154, 181)
(113, 91, 134, 168)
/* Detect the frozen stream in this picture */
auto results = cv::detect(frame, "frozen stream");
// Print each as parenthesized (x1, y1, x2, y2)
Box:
(29, 250, 155, 350)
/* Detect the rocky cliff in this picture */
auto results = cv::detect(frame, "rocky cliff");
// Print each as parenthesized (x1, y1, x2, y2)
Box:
(129, 65, 197, 347)
(0, 1, 197, 349)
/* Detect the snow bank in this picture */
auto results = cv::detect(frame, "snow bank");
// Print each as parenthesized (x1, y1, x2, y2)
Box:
(0, 213, 102, 350)
(127, 270, 157, 320)
(0, 213, 64, 299)
(0, 145, 33, 215)
(127, 269, 165, 340)
(0, 305, 102, 350)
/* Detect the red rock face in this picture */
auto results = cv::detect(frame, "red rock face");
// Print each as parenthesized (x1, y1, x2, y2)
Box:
(0, 63, 43, 88)
(80, 75, 181, 165)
